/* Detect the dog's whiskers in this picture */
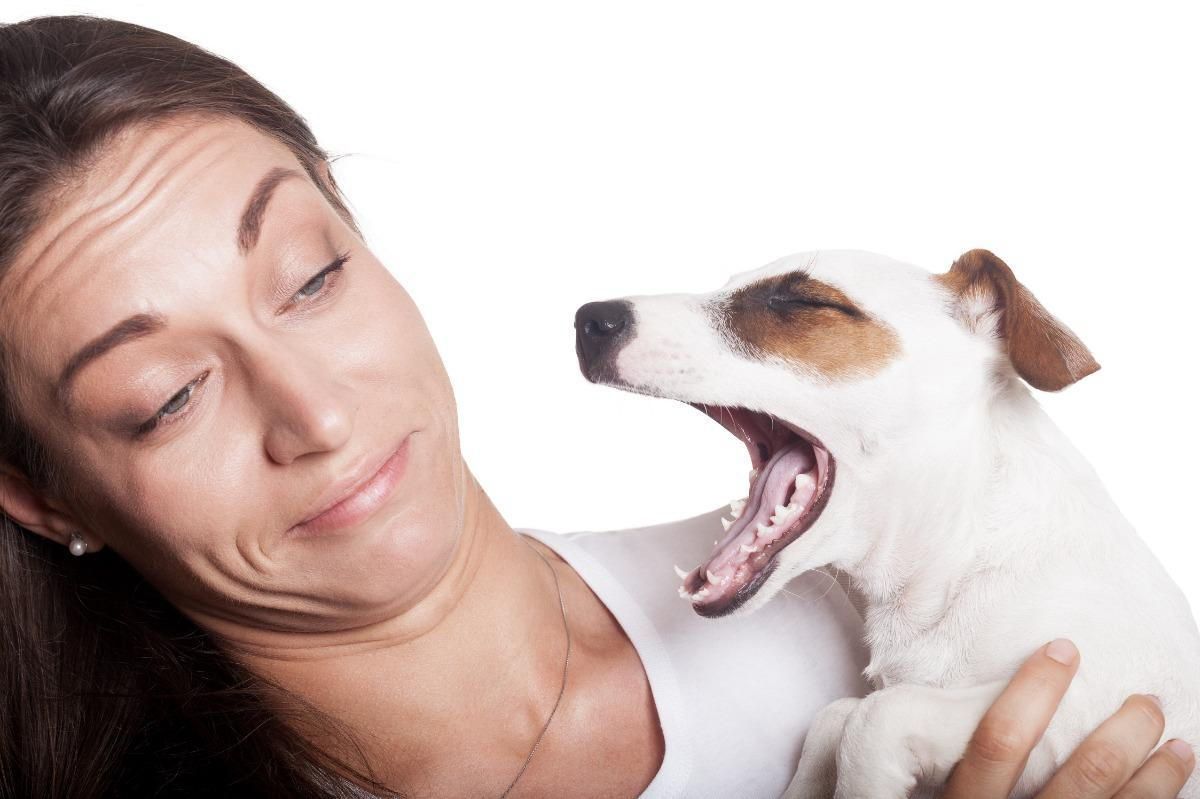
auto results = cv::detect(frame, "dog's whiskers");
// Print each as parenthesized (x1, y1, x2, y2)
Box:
(778, 568, 841, 605)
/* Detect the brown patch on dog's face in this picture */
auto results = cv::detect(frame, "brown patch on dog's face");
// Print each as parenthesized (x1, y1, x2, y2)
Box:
(720, 270, 901, 380)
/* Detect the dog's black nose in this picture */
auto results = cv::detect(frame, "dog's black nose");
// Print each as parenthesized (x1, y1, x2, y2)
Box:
(574, 299, 634, 383)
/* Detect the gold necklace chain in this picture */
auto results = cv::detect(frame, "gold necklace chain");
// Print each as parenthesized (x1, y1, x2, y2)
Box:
(498, 536, 572, 798)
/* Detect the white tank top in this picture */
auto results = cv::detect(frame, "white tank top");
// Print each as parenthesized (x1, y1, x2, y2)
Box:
(518, 504, 870, 798)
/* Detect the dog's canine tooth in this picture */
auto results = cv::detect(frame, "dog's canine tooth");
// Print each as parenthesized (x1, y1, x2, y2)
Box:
(673, 563, 690, 580)
(740, 542, 758, 553)
(720, 516, 733, 532)
(706, 568, 721, 584)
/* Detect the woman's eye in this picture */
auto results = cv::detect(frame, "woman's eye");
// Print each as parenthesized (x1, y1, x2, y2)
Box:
(291, 250, 352, 305)
(135, 370, 210, 438)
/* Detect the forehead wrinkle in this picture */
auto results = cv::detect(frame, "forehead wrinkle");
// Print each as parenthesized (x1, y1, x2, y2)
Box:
(26, 122, 220, 280)
(9, 124, 233, 324)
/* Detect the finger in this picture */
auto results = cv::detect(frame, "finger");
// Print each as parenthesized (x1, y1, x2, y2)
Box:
(944, 639, 1080, 799)
(1036, 694, 1166, 799)
(1114, 739, 1195, 799)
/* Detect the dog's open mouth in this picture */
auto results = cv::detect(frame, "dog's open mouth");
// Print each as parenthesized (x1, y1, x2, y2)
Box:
(676, 403, 835, 618)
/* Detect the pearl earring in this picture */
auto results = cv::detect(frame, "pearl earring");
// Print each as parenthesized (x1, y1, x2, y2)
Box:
(68, 531, 88, 557)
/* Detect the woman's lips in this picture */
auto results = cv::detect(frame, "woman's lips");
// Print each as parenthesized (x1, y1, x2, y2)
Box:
(287, 433, 413, 539)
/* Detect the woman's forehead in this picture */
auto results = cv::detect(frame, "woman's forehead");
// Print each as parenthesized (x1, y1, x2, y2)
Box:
(0, 116, 309, 410)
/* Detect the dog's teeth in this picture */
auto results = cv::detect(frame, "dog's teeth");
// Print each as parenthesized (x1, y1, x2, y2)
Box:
(749, 468, 760, 484)
(678, 585, 693, 600)
(795, 471, 816, 487)
(757, 522, 771, 536)
(720, 516, 732, 531)
(730, 498, 746, 517)
(706, 568, 721, 584)
(695, 587, 710, 599)
(673, 564, 690, 580)
(740, 542, 758, 553)
(775, 504, 789, 518)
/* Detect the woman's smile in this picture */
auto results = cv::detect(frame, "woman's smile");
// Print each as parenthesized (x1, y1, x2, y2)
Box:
(286, 431, 415, 539)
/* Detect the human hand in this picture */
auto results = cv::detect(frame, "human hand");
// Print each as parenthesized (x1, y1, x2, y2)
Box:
(944, 638, 1195, 798)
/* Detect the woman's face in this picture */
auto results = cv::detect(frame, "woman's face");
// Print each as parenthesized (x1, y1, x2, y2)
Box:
(0, 114, 466, 636)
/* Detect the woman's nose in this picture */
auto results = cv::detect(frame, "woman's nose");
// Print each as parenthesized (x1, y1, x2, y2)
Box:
(574, 299, 633, 382)
(256, 346, 356, 464)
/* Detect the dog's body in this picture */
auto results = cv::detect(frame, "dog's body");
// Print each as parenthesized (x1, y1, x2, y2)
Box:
(573, 249, 1200, 797)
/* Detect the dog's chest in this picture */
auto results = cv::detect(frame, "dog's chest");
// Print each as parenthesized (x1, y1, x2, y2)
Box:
(860, 593, 975, 688)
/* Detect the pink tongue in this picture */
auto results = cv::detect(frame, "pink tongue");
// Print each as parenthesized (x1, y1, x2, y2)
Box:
(711, 438, 815, 560)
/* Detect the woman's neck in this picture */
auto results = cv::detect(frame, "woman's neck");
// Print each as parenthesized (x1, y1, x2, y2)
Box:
(217, 466, 653, 794)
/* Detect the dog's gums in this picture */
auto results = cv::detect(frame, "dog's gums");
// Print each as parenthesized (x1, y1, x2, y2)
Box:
(677, 404, 835, 617)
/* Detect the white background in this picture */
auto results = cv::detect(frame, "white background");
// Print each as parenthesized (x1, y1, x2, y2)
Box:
(9, 2, 1199, 611)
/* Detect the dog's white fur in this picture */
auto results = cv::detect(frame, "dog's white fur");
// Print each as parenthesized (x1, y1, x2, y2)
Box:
(602, 250, 1200, 797)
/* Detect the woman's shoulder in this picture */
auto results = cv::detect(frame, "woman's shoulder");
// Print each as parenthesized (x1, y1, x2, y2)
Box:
(518, 507, 871, 797)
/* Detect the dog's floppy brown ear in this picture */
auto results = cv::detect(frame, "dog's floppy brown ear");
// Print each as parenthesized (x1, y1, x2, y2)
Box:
(936, 249, 1100, 391)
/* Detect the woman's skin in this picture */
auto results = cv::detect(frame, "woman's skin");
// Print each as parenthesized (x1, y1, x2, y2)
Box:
(947, 640, 1195, 798)
(0, 113, 1189, 798)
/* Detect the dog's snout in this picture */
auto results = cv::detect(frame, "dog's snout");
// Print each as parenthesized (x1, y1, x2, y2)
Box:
(574, 299, 634, 383)
(576, 300, 630, 341)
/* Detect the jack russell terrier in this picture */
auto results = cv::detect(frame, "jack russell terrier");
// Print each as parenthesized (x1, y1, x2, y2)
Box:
(573, 249, 1200, 798)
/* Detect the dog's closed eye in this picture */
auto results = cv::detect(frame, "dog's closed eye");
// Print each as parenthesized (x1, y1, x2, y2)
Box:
(755, 271, 864, 318)
(766, 291, 859, 317)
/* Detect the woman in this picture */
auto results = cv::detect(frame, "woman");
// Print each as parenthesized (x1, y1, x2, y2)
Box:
(0, 14, 1191, 799)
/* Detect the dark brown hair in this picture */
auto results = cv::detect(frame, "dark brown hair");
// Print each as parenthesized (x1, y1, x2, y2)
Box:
(0, 14, 403, 798)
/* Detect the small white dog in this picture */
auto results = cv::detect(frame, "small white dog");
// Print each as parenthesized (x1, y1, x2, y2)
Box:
(573, 249, 1200, 798)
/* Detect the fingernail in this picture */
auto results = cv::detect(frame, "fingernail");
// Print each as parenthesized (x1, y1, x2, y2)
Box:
(1146, 693, 1163, 709)
(1166, 739, 1194, 764)
(1045, 638, 1078, 665)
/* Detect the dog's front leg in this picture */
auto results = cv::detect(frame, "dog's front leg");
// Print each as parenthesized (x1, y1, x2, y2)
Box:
(830, 679, 1008, 799)
(782, 696, 862, 799)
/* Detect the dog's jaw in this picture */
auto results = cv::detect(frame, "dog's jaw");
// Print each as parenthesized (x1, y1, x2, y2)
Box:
(673, 405, 837, 617)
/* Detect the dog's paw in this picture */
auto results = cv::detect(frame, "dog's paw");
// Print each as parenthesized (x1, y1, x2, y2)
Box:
(782, 696, 862, 799)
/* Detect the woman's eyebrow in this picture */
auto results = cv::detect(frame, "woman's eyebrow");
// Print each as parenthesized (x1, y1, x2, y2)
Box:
(236, 166, 307, 256)
(54, 165, 309, 417)
(56, 312, 166, 415)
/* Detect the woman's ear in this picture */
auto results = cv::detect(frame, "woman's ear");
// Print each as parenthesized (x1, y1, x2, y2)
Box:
(935, 248, 1101, 391)
(0, 463, 105, 553)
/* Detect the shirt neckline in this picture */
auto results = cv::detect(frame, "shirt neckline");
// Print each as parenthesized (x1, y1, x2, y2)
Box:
(517, 528, 693, 798)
